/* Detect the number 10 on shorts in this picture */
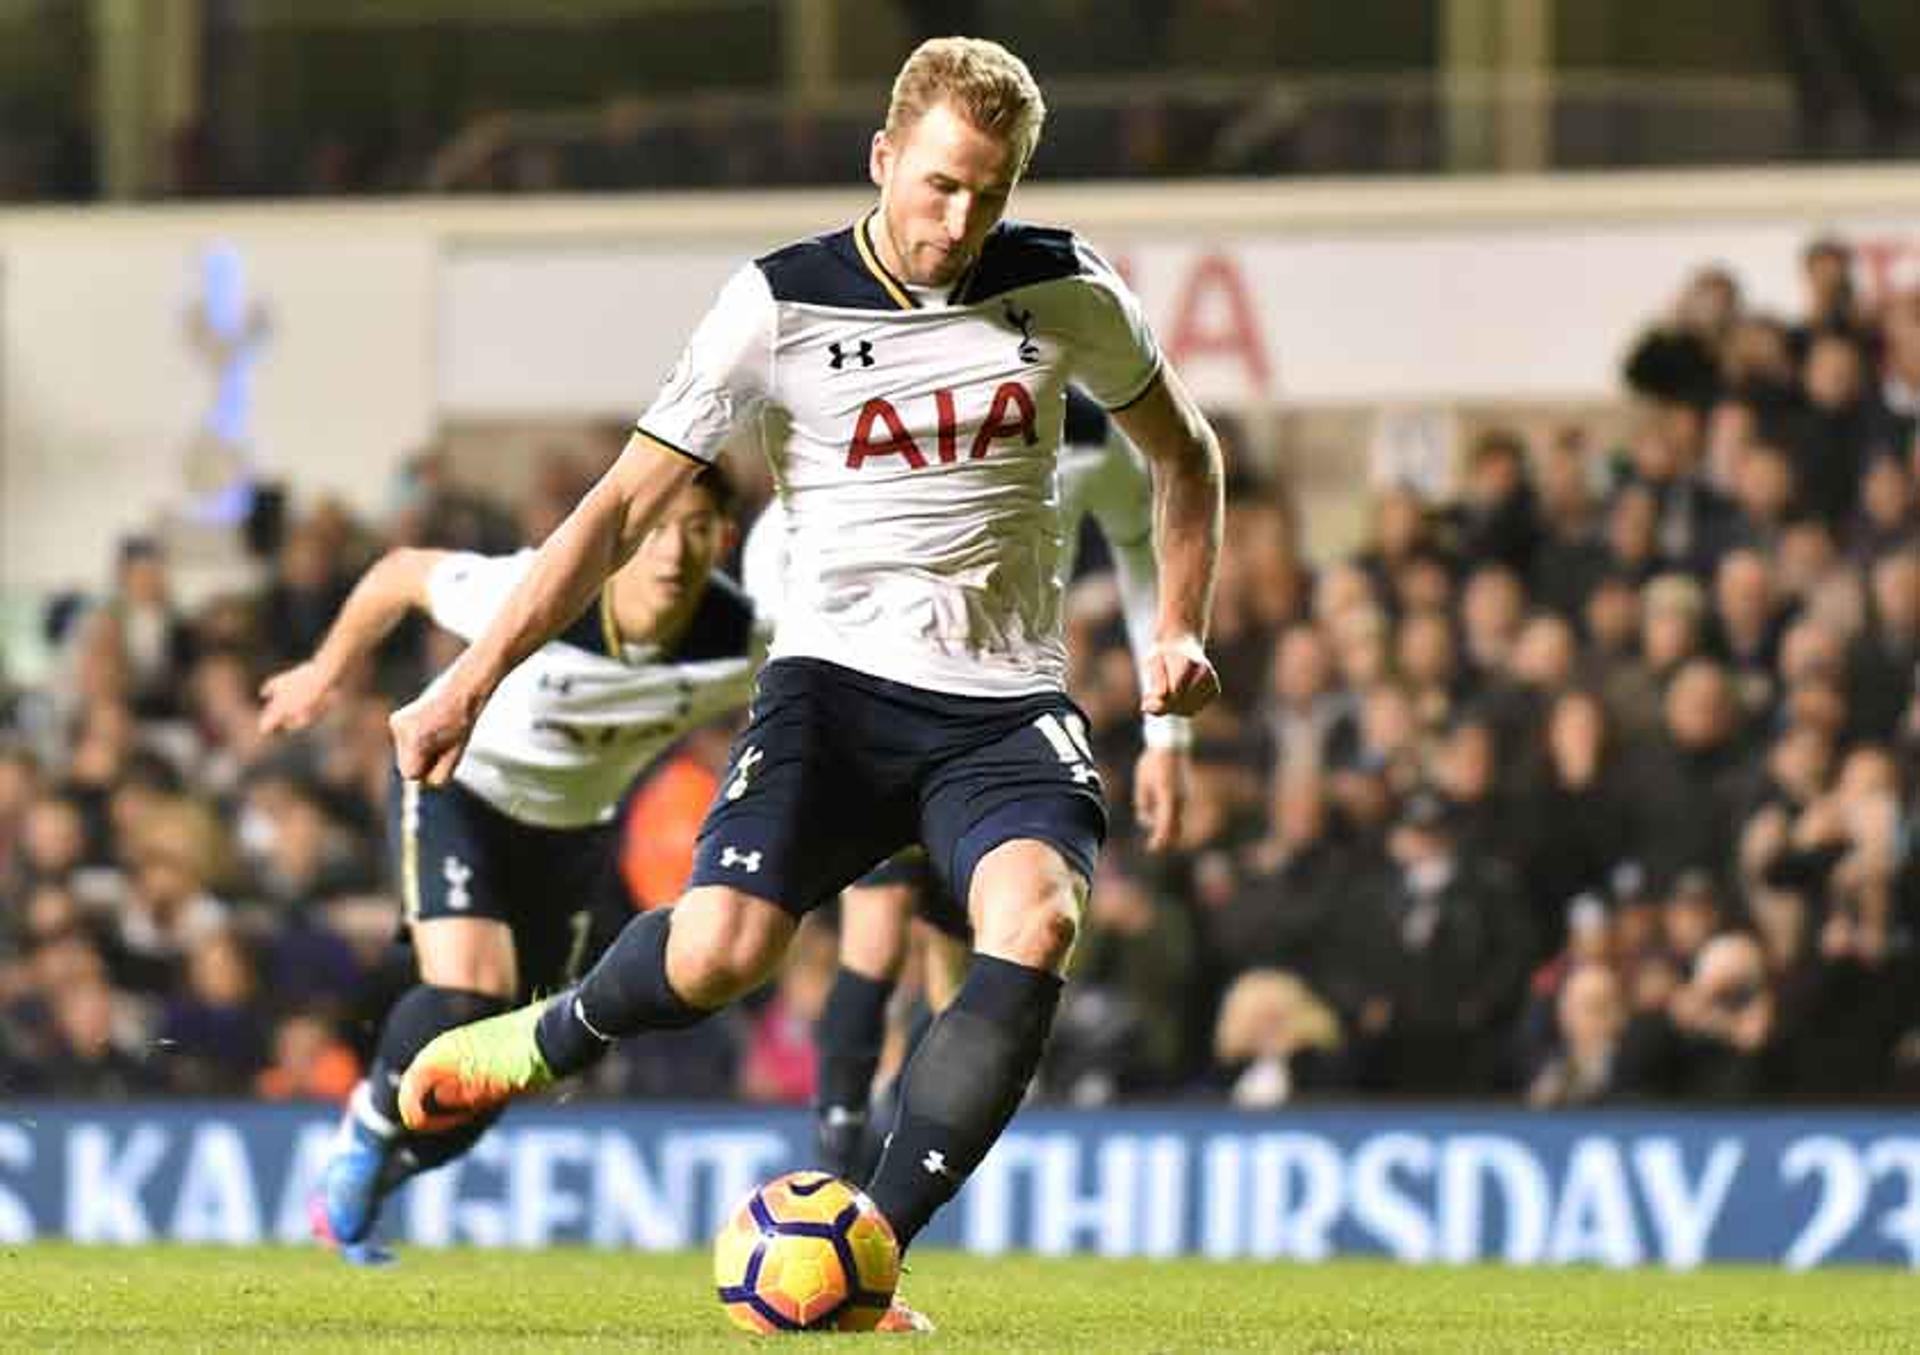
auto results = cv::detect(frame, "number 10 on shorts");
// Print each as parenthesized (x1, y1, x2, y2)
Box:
(1033, 712, 1099, 786)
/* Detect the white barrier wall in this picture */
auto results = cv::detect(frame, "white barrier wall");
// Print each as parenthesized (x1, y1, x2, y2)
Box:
(6, 167, 1920, 594)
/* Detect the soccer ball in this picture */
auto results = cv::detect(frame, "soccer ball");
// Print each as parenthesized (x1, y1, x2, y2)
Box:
(713, 1170, 901, 1333)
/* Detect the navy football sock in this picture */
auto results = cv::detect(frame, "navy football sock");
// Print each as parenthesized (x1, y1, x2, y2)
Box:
(815, 967, 894, 1121)
(363, 984, 510, 1182)
(535, 906, 710, 1075)
(368, 985, 511, 1126)
(814, 967, 895, 1175)
(863, 954, 1061, 1248)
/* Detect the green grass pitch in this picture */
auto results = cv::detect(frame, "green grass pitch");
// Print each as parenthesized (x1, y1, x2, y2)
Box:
(7, 1244, 1920, 1353)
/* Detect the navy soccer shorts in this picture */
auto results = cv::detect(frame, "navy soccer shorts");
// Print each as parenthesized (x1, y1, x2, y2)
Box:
(389, 770, 631, 998)
(687, 658, 1108, 917)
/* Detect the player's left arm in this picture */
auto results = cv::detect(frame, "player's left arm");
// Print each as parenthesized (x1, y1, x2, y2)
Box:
(1110, 363, 1224, 722)
(1078, 431, 1194, 852)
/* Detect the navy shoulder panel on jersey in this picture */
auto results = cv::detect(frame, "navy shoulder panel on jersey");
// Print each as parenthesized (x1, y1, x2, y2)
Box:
(667, 572, 757, 662)
(956, 221, 1085, 305)
(1063, 386, 1110, 447)
(756, 227, 903, 311)
(554, 600, 612, 657)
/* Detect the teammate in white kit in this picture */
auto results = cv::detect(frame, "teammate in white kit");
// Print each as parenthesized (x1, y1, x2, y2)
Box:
(391, 37, 1223, 1327)
(257, 465, 757, 1264)
(742, 388, 1195, 1178)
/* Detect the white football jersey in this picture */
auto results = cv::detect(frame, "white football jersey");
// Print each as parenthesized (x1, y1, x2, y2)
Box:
(637, 213, 1162, 698)
(424, 552, 763, 828)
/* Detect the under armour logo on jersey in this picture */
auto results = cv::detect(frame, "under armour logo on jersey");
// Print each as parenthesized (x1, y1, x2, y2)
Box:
(828, 340, 875, 370)
(1004, 300, 1040, 362)
(442, 855, 473, 911)
(922, 1150, 953, 1179)
(720, 846, 762, 873)
(724, 745, 763, 801)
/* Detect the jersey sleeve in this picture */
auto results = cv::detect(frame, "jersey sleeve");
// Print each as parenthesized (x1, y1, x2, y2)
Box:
(1061, 241, 1163, 412)
(634, 263, 775, 464)
(423, 550, 535, 642)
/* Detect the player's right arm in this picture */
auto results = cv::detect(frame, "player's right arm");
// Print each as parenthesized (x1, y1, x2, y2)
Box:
(391, 262, 774, 785)
(389, 437, 700, 783)
(258, 546, 447, 733)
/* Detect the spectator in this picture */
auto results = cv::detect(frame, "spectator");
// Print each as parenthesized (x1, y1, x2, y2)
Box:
(1053, 856, 1196, 1101)
(1526, 961, 1631, 1108)
(1788, 329, 1878, 525)
(155, 929, 267, 1094)
(1524, 691, 1635, 948)
(1450, 430, 1541, 576)
(1210, 969, 1345, 1107)
(1624, 659, 1751, 893)
(1846, 549, 1920, 742)
(255, 1010, 361, 1103)
(1635, 932, 1777, 1100)
(107, 537, 195, 721)
(257, 523, 353, 668)
(1727, 441, 1800, 551)
(1338, 789, 1533, 1095)
(1262, 625, 1358, 776)
(1200, 768, 1360, 984)
(112, 798, 232, 995)
(1849, 452, 1919, 565)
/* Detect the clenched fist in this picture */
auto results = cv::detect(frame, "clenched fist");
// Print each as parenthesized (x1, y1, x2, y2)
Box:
(390, 683, 481, 786)
(1141, 634, 1220, 719)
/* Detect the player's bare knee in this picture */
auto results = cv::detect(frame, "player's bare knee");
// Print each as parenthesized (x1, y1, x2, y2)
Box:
(969, 842, 1083, 972)
(670, 886, 796, 1004)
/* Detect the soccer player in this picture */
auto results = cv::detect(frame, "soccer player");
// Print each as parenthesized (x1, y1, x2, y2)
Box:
(391, 36, 1223, 1324)
(257, 464, 758, 1264)
(741, 388, 1194, 1179)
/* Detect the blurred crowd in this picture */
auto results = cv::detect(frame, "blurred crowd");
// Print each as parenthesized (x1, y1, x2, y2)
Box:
(8, 233, 1920, 1114)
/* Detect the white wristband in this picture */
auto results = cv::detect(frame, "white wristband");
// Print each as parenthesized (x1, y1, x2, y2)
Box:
(1143, 714, 1193, 750)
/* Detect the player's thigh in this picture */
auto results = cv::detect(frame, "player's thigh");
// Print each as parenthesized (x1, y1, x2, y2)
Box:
(412, 915, 519, 998)
(687, 659, 916, 919)
(391, 775, 521, 989)
(919, 695, 1107, 965)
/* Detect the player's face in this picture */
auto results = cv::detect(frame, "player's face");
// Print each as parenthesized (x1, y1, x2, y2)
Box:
(628, 482, 730, 607)
(870, 100, 1020, 288)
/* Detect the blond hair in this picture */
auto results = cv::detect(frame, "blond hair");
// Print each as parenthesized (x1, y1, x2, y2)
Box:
(1213, 970, 1342, 1062)
(885, 37, 1047, 174)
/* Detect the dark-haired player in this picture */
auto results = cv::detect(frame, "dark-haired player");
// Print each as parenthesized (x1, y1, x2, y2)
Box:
(259, 465, 760, 1264)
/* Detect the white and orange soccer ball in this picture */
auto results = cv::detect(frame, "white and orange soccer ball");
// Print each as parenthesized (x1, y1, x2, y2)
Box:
(713, 1170, 901, 1333)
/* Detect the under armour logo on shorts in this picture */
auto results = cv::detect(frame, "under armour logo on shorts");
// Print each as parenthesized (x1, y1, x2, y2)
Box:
(725, 746, 764, 801)
(720, 846, 762, 873)
(922, 1149, 953, 1179)
(442, 855, 473, 911)
(828, 340, 875, 370)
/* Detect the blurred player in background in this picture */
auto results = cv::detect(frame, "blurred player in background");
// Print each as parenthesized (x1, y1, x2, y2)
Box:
(389, 36, 1222, 1326)
(742, 386, 1193, 1179)
(257, 464, 758, 1264)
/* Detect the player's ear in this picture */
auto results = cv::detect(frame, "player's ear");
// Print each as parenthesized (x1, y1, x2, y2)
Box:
(869, 129, 891, 190)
